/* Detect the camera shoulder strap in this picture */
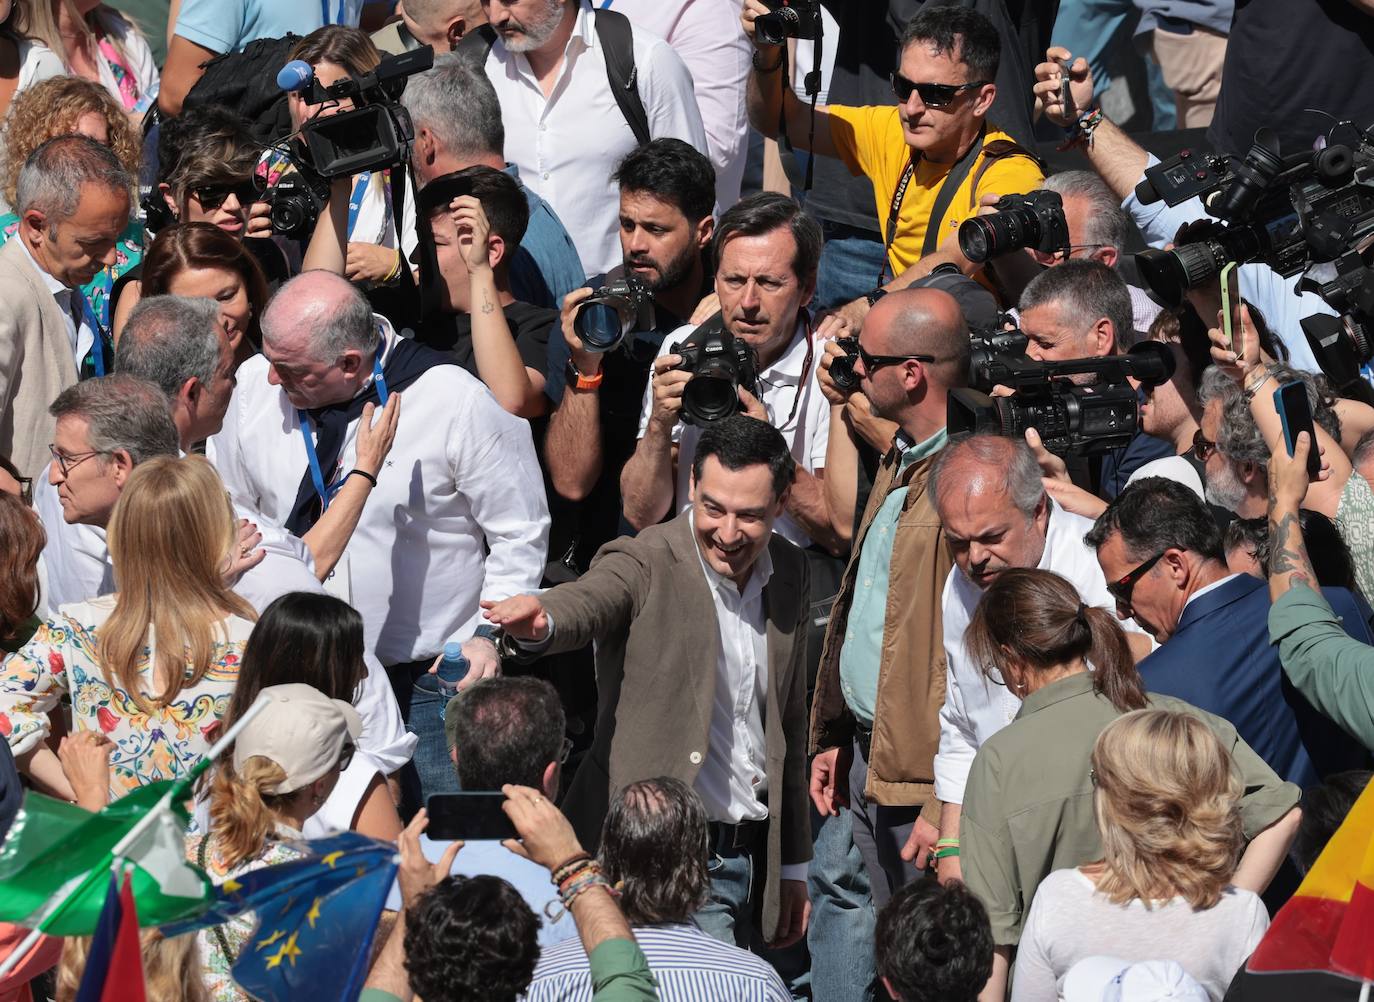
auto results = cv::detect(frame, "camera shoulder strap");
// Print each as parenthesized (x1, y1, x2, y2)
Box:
(877, 128, 984, 286)
(453, 23, 499, 66)
(965, 139, 1046, 210)
(593, 9, 651, 146)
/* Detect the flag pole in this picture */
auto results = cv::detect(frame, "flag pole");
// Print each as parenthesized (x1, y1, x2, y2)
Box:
(1359, 981, 1370, 1002)
(0, 695, 272, 981)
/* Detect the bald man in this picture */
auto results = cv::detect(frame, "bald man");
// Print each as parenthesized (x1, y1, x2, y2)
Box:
(373, 0, 484, 54)
(925, 433, 1153, 885)
(809, 288, 971, 908)
(207, 270, 550, 812)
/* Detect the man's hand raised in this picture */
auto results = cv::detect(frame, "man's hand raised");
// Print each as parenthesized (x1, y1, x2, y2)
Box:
(481, 595, 551, 643)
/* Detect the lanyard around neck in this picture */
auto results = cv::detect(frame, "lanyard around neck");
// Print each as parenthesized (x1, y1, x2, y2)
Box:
(296, 349, 388, 512)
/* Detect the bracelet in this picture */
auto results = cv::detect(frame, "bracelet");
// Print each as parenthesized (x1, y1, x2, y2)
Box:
(1243, 368, 1273, 401)
(751, 48, 784, 73)
(1058, 105, 1104, 151)
(382, 248, 403, 286)
(345, 468, 378, 487)
(933, 846, 961, 860)
(934, 838, 960, 849)
(551, 851, 593, 886)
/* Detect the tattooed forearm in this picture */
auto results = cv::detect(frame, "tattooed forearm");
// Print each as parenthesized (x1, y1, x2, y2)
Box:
(1268, 509, 1316, 593)
(480, 289, 496, 315)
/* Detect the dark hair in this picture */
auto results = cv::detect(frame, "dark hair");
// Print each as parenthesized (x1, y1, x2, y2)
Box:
(1292, 771, 1372, 874)
(141, 222, 270, 351)
(288, 24, 381, 77)
(447, 677, 564, 791)
(157, 107, 258, 196)
(711, 192, 821, 289)
(599, 777, 710, 925)
(427, 165, 530, 255)
(0, 493, 44, 643)
(875, 879, 994, 1002)
(1150, 303, 1212, 393)
(1223, 511, 1359, 591)
(898, 6, 1001, 85)
(613, 138, 716, 224)
(966, 568, 1146, 713)
(691, 414, 796, 501)
(1085, 476, 1225, 563)
(404, 875, 540, 1002)
(1019, 259, 1135, 351)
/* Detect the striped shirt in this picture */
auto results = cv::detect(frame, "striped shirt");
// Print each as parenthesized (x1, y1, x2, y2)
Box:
(525, 923, 791, 1002)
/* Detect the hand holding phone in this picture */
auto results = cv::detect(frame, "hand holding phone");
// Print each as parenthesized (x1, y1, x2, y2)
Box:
(1220, 261, 1242, 360)
(425, 792, 519, 841)
(1274, 380, 1323, 481)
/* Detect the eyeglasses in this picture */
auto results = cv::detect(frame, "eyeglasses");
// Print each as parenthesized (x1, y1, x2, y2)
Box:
(48, 444, 104, 477)
(337, 741, 355, 772)
(1191, 429, 1217, 463)
(1106, 551, 1167, 607)
(856, 342, 937, 373)
(890, 72, 990, 108)
(190, 180, 259, 211)
(559, 737, 574, 765)
(1053, 243, 1109, 260)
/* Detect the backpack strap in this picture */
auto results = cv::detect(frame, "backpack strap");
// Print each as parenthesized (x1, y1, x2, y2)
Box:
(966, 139, 1046, 210)
(592, 8, 651, 146)
(453, 22, 499, 66)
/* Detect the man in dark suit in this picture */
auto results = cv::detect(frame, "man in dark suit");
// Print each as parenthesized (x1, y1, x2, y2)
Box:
(484, 414, 812, 956)
(1086, 477, 1371, 789)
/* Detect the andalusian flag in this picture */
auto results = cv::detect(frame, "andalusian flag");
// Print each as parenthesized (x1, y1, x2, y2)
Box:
(1248, 777, 1374, 982)
(0, 769, 212, 936)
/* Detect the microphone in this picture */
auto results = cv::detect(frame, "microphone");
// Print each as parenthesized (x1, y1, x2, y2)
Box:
(276, 60, 314, 93)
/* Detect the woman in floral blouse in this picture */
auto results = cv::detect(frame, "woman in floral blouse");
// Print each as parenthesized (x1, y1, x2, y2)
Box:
(0, 455, 256, 803)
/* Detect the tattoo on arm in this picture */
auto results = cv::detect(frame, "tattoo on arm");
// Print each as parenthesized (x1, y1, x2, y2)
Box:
(480, 290, 495, 315)
(1268, 509, 1316, 592)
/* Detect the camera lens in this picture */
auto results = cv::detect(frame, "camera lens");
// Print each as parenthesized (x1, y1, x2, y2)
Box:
(682, 364, 741, 425)
(830, 355, 860, 392)
(755, 6, 799, 45)
(958, 207, 1040, 264)
(575, 302, 627, 353)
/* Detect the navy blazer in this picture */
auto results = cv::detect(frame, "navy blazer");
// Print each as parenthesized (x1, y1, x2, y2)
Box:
(1140, 574, 1373, 788)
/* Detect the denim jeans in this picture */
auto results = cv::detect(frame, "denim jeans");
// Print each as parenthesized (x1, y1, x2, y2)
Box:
(848, 739, 919, 909)
(1052, 0, 1176, 130)
(807, 810, 877, 1002)
(814, 229, 889, 315)
(387, 659, 462, 818)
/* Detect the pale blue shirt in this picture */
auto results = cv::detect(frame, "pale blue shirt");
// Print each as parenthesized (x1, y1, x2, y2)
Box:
(837, 427, 948, 726)
(173, 0, 362, 54)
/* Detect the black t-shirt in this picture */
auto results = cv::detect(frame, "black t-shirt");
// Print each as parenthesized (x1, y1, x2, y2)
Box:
(413, 299, 558, 381)
(1209, 0, 1374, 157)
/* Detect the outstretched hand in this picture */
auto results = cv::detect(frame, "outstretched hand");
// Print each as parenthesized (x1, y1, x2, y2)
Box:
(481, 595, 551, 642)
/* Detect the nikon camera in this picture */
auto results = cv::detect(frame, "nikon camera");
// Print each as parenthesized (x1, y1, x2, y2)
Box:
(672, 314, 761, 426)
(754, 0, 822, 45)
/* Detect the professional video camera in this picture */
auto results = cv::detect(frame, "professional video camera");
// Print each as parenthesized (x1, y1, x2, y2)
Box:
(948, 334, 1176, 455)
(260, 46, 434, 237)
(958, 190, 1070, 263)
(673, 314, 760, 425)
(574, 274, 655, 353)
(754, 0, 822, 45)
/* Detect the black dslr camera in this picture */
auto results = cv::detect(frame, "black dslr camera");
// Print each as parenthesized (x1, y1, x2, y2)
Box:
(958, 190, 1070, 263)
(828, 337, 861, 392)
(673, 314, 761, 425)
(574, 274, 655, 353)
(755, 0, 822, 45)
(948, 334, 1176, 455)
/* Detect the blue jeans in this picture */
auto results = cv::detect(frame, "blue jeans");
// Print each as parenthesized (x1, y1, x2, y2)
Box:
(1052, 0, 1176, 130)
(808, 810, 877, 1002)
(814, 229, 889, 315)
(387, 660, 462, 817)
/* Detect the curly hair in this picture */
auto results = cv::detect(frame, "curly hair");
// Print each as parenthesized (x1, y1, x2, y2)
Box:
(2, 75, 140, 206)
(404, 876, 539, 1002)
(875, 879, 993, 1002)
(1091, 709, 1244, 909)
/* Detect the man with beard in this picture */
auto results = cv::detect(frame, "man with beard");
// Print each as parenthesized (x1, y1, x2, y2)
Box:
(461, 0, 707, 276)
(544, 138, 716, 567)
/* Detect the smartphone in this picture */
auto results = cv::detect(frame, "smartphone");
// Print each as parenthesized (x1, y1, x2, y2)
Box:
(425, 792, 518, 841)
(1220, 261, 1242, 359)
(1274, 381, 1323, 480)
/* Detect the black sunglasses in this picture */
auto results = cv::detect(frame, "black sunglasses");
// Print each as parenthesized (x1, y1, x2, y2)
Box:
(857, 342, 936, 373)
(1106, 551, 1166, 607)
(1191, 429, 1217, 463)
(191, 180, 258, 211)
(890, 72, 990, 108)
(337, 741, 355, 772)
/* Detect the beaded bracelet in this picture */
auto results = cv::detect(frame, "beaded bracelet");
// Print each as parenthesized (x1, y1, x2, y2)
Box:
(1058, 106, 1105, 152)
(550, 851, 593, 887)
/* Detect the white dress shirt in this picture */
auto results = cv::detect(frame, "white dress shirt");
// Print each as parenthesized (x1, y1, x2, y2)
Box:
(933, 502, 1153, 805)
(481, 0, 709, 275)
(207, 325, 550, 666)
(18, 237, 92, 374)
(639, 320, 831, 549)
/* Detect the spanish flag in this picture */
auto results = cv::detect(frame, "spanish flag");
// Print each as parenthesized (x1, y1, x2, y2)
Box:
(1248, 778, 1374, 981)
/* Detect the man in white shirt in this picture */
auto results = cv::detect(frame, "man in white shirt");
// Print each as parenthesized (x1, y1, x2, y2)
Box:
(462, 0, 709, 275)
(484, 416, 812, 962)
(622, 192, 845, 554)
(208, 271, 548, 811)
(925, 433, 1153, 882)
(0, 136, 131, 478)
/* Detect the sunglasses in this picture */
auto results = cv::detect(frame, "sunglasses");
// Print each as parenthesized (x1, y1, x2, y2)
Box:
(191, 180, 259, 211)
(1191, 429, 1217, 463)
(337, 741, 355, 772)
(1106, 551, 1166, 607)
(890, 72, 990, 108)
(857, 343, 937, 373)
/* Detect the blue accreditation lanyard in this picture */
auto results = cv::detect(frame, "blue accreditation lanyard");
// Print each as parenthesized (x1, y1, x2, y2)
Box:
(78, 294, 107, 377)
(320, 0, 349, 25)
(297, 350, 389, 513)
(346, 171, 392, 242)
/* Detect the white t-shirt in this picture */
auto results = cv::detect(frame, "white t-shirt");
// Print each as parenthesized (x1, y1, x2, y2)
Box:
(1012, 868, 1269, 1002)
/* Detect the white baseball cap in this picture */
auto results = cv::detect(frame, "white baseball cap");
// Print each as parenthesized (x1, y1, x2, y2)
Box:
(1063, 956, 1209, 1002)
(231, 683, 362, 794)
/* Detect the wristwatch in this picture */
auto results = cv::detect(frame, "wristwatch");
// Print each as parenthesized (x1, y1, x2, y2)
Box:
(865, 288, 888, 307)
(566, 359, 604, 392)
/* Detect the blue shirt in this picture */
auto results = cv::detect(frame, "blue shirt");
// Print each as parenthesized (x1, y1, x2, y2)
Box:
(173, 0, 363, 53)
(1097, 429, 1176, 501)
(504, 163, 587, 312)
(838, 427, 948, 725)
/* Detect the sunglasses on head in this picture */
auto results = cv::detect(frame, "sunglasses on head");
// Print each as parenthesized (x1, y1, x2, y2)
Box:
(191, 180, 259, 211)
(890, 72, 990, 108)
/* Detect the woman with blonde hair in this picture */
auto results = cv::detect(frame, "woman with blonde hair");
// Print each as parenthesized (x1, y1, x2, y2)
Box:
(16, 0, 157, 115)
(957, 568, 1301, 1000)
(1011, 710, 1270, 1001)
(0, 455, 256, 803)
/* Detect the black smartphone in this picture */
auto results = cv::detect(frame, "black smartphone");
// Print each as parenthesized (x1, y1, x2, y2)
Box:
(1274, 381, 1323, 480)
(425, 792, 518, 841)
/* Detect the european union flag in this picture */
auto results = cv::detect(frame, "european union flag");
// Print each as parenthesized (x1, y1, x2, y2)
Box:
(162, 832, 397, 1002)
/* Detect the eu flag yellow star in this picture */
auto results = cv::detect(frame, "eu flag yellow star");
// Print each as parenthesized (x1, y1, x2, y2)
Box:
(264, 932, 302, 969)
(223, 878, 243, 894)
(321, 851, 345, 869)
(256, 929, 287, 951)
(306, 898, 323, 929)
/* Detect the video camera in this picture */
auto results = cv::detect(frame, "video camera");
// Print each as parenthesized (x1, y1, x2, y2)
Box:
(260, 46, 434, 238)
(948, 332, 1176, 455)
(958, 190, 1070, 263)
(673, 314, 761, 426)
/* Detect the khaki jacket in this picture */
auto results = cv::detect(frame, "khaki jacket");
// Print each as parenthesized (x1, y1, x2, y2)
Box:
(810, 441, 954, 808)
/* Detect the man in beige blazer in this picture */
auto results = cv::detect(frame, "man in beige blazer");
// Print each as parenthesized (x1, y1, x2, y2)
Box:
(485, 414, 812, 957)
(0, 136, 131, 478)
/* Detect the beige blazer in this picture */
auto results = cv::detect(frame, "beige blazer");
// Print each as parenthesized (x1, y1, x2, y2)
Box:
(0, 238, 77, 478)
(544, 512, 812, 942)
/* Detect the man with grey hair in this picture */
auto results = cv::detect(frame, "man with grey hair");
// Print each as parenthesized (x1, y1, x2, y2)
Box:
(403, 51, 584, 309)
(209, 270, 549, 812)
(927, 432, 1152, 886)
(0, 135, 132, 478)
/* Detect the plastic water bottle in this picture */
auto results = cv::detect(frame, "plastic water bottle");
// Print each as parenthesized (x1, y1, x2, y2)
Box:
(436, 642, 469, 690)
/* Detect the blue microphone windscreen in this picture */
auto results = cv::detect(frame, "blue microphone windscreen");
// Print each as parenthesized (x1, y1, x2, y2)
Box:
(276, 59, 314, 92)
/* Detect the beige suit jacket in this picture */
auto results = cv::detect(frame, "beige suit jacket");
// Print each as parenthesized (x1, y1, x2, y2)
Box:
(0, 238, 77, 478)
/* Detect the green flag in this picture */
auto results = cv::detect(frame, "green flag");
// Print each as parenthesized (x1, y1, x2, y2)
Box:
(0, 776, 211, 935)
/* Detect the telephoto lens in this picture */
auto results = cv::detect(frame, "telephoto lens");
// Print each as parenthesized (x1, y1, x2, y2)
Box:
(574, 274, 652, 353)
(958, 190, 1068, 263)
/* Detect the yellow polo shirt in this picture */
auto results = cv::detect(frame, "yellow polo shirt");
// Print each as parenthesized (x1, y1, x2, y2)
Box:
(827, 105, 1045, 278)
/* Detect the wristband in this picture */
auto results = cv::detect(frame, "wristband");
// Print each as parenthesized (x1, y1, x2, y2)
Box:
(382, 248, 403, 286)
(865, 288, 888, 307)
(933, 845, 961, 860)
(1243, 368, 1273, 401)
(1058, 105, 1104, 151)
(472, 623, 500, 643)
(566, 359, 604, 392)
(751, 48, 784, 73)
(345, 468, 378, 487)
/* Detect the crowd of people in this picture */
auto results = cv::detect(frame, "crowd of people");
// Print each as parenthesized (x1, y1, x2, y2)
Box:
(0, 0, 1373, 1000)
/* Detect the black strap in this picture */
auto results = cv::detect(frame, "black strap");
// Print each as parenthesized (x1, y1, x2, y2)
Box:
(877, 129, 986, 287)
(453, 22, 498, 65)
(593, 9, 650, 146)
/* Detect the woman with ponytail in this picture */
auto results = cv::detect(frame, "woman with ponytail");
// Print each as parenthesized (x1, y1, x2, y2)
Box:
(957, 569, 1300, 1001)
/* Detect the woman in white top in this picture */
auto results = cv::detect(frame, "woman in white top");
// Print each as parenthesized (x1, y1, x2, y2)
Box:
(18, 0, 157, 115)
(1012, 709, 1270, 1002)
(0, 0, 63, 126)
(0, 455, 257, 803)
